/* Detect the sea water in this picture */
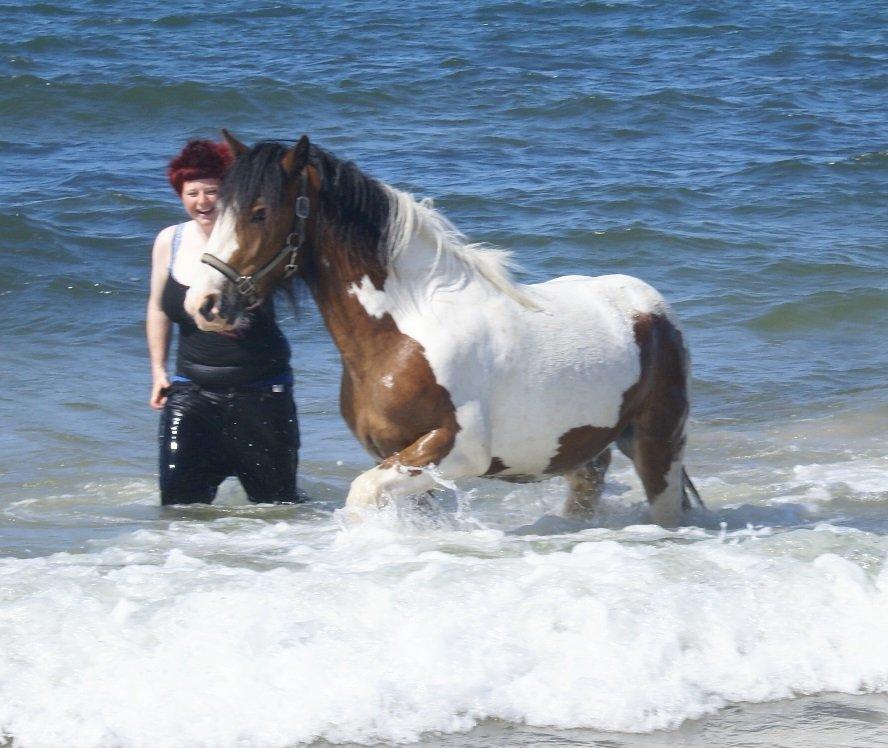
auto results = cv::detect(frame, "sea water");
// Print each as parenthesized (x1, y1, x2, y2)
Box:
(0, 1, 886, 746)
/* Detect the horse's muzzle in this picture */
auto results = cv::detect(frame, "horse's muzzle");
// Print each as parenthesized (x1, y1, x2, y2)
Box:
(194, 283, 247, 330)
(198, 295, 218, 322)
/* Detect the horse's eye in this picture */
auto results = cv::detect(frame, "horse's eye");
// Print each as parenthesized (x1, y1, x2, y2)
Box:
(251, 208, 266, 223)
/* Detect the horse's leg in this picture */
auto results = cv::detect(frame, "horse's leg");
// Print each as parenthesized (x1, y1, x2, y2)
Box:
(628, 316, 690, 526)
(632, 429, 687, 526)
(345, 426, 458, 511)
(619, 424, 701, 515)
(561, 448, 612, 517)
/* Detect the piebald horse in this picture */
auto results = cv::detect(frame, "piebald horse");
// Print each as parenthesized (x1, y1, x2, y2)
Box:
(185, 133, 702, 525)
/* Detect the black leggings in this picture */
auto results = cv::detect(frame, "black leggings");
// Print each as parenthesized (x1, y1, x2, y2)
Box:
(158, 382, 300, 504)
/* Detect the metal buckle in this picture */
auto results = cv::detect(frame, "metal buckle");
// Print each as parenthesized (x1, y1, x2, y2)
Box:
(283, 250, 299, 276)
(236, 276, 256, 298)
(295, 195, 310, 219)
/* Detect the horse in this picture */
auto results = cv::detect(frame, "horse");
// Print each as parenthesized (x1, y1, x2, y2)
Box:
(184, 132, 703, 525)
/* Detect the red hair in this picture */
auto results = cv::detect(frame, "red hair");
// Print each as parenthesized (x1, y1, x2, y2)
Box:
(167, 139, 233, 194)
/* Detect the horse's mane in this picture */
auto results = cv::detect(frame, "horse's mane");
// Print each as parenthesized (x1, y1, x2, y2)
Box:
(383, 189, 536, 308)
(222, 141, 391, 249)
(224, 141, 535, 307)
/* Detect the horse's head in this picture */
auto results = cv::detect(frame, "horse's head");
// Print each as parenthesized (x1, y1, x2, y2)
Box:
(185, 131, 316, 331)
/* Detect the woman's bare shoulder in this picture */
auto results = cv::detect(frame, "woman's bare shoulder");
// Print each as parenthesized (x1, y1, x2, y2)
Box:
(151, 224, 180, 267)
(155, 224, 180, 245)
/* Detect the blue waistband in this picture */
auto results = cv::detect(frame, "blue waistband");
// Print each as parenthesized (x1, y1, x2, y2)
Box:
(171, 371, 294, 390)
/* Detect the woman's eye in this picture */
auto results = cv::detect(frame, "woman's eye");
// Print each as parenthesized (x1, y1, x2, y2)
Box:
(251, 209, 266, 223)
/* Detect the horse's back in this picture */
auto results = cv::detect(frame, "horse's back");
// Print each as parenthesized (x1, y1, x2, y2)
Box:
(506, 273, 674, 377)
(527, 273, 671, 321)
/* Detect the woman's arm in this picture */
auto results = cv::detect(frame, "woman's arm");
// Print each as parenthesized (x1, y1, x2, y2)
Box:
(146, 227, 174, 409)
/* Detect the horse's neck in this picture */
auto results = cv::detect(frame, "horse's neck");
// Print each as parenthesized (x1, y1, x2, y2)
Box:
(307, 231, 401, 367)
(309, 220, 500, 367)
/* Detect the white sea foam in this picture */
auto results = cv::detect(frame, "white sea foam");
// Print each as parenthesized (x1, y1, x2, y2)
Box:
(1, 515, 887, 747)
(792, 458, 888, 497)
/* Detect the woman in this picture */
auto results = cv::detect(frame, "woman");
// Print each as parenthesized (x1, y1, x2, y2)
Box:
(146, 139, 301, 504)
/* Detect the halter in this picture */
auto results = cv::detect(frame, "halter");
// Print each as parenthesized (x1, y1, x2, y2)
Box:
(201, 173, 310, 308)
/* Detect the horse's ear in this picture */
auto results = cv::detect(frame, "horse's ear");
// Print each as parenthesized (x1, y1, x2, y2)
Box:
(282, 135, 311, 175)
(221, 128, 248, 157)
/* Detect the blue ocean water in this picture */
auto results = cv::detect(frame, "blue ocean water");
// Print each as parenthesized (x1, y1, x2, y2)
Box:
(0, 2, 886, 746)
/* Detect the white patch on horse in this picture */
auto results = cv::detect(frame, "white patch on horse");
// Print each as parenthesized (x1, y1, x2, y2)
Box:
(348, 185, 675, 480)
(184, 204, 239, 321)
(205, 204, 239, 263)
(649, 458, 685, 527)
(348, 275, 390, 318)
(380, 374, 394, 389)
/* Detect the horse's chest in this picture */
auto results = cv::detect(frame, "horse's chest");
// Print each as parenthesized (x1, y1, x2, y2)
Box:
(339, 336, 459, 460)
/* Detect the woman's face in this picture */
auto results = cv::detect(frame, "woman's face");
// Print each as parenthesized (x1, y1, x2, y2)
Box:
(180, 178, 222, 228)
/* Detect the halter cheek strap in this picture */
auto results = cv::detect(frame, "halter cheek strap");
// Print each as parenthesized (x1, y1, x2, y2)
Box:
(200, 173, 310, 307)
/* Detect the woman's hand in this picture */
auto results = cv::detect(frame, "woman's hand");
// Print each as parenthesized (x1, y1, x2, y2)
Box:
(150, 373, 171, 409)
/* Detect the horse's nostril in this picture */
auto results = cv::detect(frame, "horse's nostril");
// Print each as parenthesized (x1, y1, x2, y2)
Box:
(199, 295, 217, 321)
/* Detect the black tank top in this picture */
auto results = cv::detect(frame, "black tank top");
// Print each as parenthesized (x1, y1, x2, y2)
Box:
(161, 224, 291, 388)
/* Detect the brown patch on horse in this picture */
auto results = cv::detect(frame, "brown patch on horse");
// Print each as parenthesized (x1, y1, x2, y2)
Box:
(484, 457, 509, 476)
(340, 314, 460, 465)
(482, 457, 539, 483)
(545, 425, 615, 474)
(624, 312, 689, 499)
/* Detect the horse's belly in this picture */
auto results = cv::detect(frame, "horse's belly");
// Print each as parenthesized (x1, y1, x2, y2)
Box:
(439, 274, 669, 477)
(484, 348, 638, 477)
